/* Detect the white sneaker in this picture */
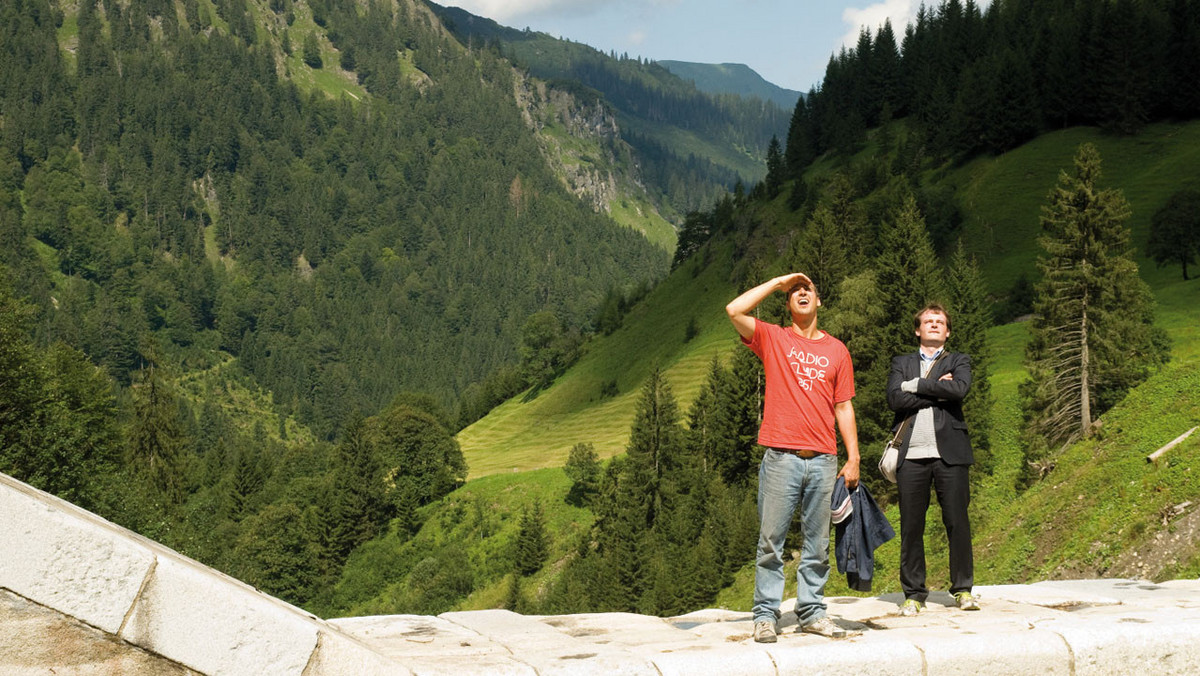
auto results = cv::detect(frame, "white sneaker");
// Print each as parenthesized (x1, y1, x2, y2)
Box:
(800, 616, 849, 638)
(753, 620, 777, 643)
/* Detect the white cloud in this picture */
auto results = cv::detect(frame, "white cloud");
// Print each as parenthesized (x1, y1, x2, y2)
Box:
(438, 0, 607, 23)
(627, 29, 647, 46)
(839, 0, 917, 50)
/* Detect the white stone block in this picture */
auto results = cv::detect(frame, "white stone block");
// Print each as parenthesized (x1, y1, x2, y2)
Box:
(441, 609, 658, 675)
(768, 632, 925, 675)
(648, 645, 777, 676)
(303, 628, 416, 676)
(1034, 578, 1200, 608)
(1038, 609, 1200, 675)
(539, 612, 702, 648)
(120, 555, 320, 675)
(330, 615, 513, 659)
(909, 624, 1072, 675)
(404, 655, 538, 676)
(0, 474, 155, 634)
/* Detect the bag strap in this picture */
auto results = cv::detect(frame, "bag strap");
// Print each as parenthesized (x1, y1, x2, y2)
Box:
(888, 350, 949, 446)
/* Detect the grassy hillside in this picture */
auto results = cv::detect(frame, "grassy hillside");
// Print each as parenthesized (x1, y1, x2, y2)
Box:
(460, 122, 1200, 477)
(321, 467, 592, 617)
(952, 121, 1200, 293)
(458, 246, 738, 477)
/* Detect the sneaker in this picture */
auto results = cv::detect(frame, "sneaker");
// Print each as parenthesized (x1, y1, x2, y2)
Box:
(954, 591, 981, 611)
(898, 599, 924, 617)
(800, 616, 848, 638)
(753, 620, 777, 643)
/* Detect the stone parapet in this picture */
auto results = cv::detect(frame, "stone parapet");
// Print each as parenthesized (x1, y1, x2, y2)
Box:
(3, 471, 1200, 675)
(0, 473, 409, 675)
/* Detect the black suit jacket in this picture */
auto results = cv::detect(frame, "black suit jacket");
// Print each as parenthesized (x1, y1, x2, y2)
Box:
(886, 350, 974, 467)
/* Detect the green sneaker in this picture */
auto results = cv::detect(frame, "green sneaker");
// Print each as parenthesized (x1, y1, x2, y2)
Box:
(898, 599, 924, 617)
(954, 591, 981, 611)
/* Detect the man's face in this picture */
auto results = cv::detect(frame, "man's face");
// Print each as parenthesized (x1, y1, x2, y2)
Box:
(787, 282, 820, 317)
(915, 310, 950, 346)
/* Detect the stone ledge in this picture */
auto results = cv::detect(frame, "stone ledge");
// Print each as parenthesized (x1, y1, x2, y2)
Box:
(5, 471, 1200, 675)
(0, 472, 407, 675)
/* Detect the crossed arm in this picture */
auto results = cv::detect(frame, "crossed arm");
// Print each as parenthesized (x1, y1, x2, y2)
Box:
(886, 354, 973, 414)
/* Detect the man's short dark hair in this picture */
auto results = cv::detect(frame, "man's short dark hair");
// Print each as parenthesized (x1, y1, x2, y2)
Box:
(787, 278, 819, 299)
(913, 303, 951, 332)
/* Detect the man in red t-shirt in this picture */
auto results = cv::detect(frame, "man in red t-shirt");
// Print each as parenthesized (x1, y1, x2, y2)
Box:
(726, 272, 860, 644)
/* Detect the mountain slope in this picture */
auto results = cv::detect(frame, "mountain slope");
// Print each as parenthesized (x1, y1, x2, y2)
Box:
(459, 120, 1200, 475)
(4, 0, 678, 441)
(458, 245, 739, 477)
(658, 60, 802, 110)
(427, 2, 790, 216)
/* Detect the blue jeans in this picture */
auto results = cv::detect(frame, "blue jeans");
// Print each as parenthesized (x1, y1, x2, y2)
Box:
(753, 448, 837, 626)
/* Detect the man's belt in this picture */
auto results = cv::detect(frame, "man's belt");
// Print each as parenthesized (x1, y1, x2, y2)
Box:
(774, 447, 820, 459)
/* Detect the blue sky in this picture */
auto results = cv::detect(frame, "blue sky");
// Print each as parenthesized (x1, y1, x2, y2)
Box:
(436, 0, 957, 93)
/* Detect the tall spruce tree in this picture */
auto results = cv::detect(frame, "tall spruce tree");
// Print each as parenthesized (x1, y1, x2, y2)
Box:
(764, 136, 784, 199)
(1021, 143, 1168, 467)
(514, 500, 549, 576)
(128, 363, 186, 504)
(623, 366, 683, 528)
(329, 412, 388, 560)
(945, 242, 993, 475)
(834, 191, 943, 489)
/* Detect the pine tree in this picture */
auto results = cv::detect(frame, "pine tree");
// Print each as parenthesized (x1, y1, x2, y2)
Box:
(764, 136, 784, 199)
(708, 346, 763, 486)
(623, 366, 683, 527)
(128, 363, 186, 504)
(945, 242, 994, 475)
(844, 192, 943, 488)
(792, 201, 850, 304)
(303, 31, 323, 69)
(1147, 189, 1200, 281)
(1021, 143, 1168, 466)
(228, 443, 265, 520)
(514, 500, 549, 576)
(329, 412, 388, 560)
(875, 192, 945, 360)
(564, 442, 601, 507)
(784, 93, 816, 180)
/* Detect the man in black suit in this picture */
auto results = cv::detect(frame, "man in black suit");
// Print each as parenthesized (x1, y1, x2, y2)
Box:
(886, 303, 980, 616)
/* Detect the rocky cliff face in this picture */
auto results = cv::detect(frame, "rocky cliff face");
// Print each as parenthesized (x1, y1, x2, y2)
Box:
(512, 71, 648, 218)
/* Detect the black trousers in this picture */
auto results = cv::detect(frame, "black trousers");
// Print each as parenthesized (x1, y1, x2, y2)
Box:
(897, 457, 973, 603)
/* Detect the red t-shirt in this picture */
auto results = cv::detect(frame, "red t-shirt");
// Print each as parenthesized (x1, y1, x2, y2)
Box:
(742, 318, 855, 454)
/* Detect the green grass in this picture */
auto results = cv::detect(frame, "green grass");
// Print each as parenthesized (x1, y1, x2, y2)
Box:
(608, 196, 677, 252)
(458, 246, 738, 477)
(174, 354, 316, 447)
(953, 121, 1200, 294)
(276, 3, 368, 101)
(55, 10, 78, 75)
(327, 467, 593, 616)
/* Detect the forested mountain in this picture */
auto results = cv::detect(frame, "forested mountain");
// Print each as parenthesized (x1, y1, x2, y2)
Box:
(427, 2, 790, 217)
(1, 0, 676, 439)
(658, 61, 802, 111)
(0, 0, 705, 612)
